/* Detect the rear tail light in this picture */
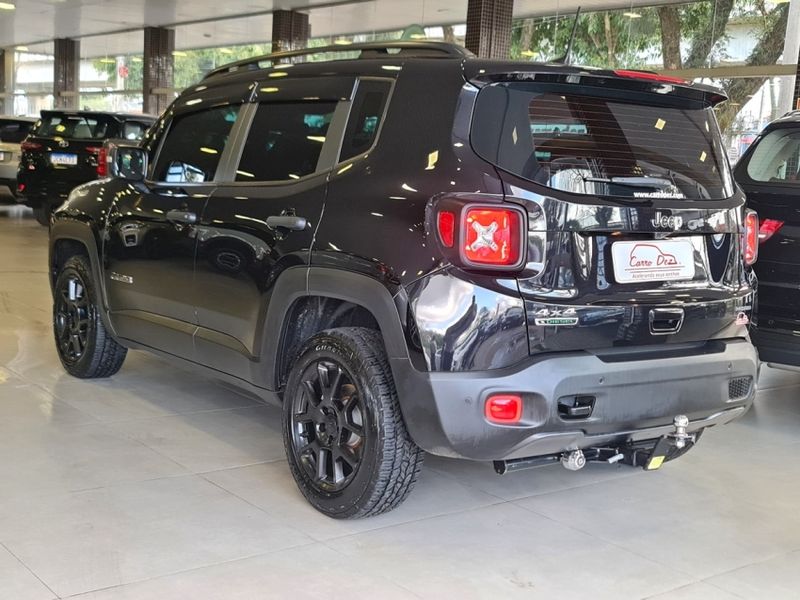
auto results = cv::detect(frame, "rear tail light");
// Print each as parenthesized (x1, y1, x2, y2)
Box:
(463, 207, 524, 267)
(758, 219, 784, 243)
(743, 210, 759, 266)
(432, 198, 528, 272)
(485, 394, 522, 424)
(96, 147, 108, 177)
(20, 141, 42, 152)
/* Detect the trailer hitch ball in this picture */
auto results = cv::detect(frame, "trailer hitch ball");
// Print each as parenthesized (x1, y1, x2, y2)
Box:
(671, 414, 691, 449)
(561, 449, 586, 471)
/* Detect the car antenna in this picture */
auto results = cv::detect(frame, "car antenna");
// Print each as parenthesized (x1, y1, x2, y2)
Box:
(552, 6, 581, 65)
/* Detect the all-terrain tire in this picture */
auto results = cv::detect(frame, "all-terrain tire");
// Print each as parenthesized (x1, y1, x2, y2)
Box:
(282, 327, 424, 519)
(53, 255, 127, 378)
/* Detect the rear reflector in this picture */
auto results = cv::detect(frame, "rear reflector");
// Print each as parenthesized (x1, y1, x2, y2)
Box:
(437, 210, 455, 248)
(485, 394, 522, 424)
(463, 207, 523, 266)
(743, 210, 759, 266)
(758, 218, 784, 243)
(613, 69, 688, 86)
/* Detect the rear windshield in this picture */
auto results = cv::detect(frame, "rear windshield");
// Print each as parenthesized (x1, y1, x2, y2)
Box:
(471, 83, 734, 201)
(0, 119, 33, 143)
(33, 113, 118, 140)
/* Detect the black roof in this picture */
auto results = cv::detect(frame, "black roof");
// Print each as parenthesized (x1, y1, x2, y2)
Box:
(197, 41, 726, 106)
(0, 115, 37, 122)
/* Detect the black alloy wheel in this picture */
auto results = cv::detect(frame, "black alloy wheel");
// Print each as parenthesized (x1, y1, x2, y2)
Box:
(282, 328, 423, 519)
(54, 272, 91, 363)
(289, 359, 366, 492)
(52, 255, 127, 378)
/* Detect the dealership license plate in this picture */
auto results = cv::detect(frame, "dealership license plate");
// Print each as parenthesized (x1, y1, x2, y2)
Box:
(611, 239, 695, 284)
(50, 153, 78, 166)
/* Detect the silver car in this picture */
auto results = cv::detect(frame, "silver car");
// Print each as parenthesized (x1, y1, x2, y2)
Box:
(0, 116, 36, 200)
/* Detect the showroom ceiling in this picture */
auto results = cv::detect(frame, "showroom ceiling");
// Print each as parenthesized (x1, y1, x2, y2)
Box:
(2, 0, 688, 58)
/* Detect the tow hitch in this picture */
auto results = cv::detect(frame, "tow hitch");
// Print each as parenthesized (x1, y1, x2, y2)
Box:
(493, 415, 700, 475)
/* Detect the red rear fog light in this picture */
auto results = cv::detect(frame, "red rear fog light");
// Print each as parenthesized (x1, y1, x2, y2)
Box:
(485, 394, 523, 424)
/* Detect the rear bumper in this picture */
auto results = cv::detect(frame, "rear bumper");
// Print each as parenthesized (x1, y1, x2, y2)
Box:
(393, 338, 758, 460)
(751, 326, 800, 367)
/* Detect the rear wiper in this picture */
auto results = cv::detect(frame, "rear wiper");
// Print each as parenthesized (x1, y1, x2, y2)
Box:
(582, 176, 664, 190)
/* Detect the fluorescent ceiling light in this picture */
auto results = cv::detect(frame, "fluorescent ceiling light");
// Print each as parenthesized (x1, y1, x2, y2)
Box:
(623, 11, 642, 18)
(15, 45, 28, 51)
(0, 3, 16, 10)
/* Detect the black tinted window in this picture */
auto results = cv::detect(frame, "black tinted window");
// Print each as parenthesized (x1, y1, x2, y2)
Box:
(153, 105, 240, 183)
(472, 83, 734, 200)
(339, 80, 390, 161)
(123, 121, 149, 141)
(235, 101, 337, 182)
(0, 120, 33, 143)
(34, 114, 117, 140)
(745, 128, 800, 184)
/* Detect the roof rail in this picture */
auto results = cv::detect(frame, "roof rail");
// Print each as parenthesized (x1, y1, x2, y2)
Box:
(202, 41, 472, 80)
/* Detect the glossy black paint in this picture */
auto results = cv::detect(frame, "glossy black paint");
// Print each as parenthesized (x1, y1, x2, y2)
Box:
(735, 112, 800, 365)
(49, 45, 757, 460)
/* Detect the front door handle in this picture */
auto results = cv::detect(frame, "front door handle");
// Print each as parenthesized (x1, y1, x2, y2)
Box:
(266, 215, 307, 231)
(166, 209, 198, 224)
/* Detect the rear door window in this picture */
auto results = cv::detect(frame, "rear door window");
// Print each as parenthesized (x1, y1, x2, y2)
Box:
(33, 114, 117, 140)
(745, 128, 800, 184)
(235, 101, 337, 182)
(152, 105, 240, 183)
(471, 83, 734, 200)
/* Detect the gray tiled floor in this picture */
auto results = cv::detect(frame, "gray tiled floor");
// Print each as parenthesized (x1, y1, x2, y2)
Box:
(1, 205, 799, 599)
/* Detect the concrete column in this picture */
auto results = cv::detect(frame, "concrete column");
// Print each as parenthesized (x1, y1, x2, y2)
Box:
(779, 0, 800, 114)
(143, 26, 174, 116)
(465, 0, 514, 59)
(0, 49, 12, 115)
(271, 10, 310, 54)
(53, 38, 79, 110)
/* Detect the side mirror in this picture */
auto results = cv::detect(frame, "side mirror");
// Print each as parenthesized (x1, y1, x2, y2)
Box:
(104, 139, 147, 181)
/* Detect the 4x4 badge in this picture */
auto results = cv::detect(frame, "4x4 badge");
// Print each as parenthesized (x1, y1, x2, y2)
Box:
(534, 308, 579, 327)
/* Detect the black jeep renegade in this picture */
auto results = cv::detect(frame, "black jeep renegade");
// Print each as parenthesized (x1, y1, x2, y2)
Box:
(49, 42, 759, 518)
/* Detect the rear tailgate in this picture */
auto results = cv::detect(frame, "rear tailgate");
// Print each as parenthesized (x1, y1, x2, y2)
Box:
(468, 67, 753, 354)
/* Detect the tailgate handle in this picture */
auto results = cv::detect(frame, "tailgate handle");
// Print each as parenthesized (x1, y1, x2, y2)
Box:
(649, 308, 685, 335)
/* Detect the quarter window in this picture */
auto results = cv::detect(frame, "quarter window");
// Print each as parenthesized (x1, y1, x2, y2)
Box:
(339, 80, 390, 162)
(235, 101, 337, 182)
(745, 129, 800, 184)
(153, 105, 240, 183)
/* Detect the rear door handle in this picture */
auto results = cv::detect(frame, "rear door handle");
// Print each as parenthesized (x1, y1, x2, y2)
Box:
(266, 215, 307, 231)
(166, 209, 198, 224)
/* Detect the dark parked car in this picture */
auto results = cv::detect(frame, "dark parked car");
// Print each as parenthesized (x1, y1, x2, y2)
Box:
(735, 111, 800, 367)
(48, 42, 759, 518)
(0, 115, 36, 200)
(17, 110, 155, 224)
